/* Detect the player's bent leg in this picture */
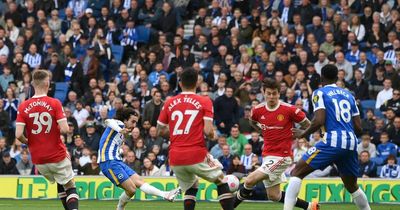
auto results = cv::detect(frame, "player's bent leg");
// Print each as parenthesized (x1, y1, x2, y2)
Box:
(57, 183, 68, 210)
(63, 179, 79, 210)
(130, 174, 180, 201)
(118, 178, 136, 210)
(184, 184, 199, 210)
(214, 174, 234, 210)
(341, 176, 371, 210)
(234, 170, 266, 208)
(267, 185, 312, 210)
(284, 160, 316, 210)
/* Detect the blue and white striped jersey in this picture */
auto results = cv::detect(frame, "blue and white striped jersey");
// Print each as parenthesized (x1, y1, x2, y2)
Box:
(98, 119, 125, 163)
(312, 84, 360, 150)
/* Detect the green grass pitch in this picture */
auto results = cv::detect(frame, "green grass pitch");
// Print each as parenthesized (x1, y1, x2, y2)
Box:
(0, 199, 398, 210)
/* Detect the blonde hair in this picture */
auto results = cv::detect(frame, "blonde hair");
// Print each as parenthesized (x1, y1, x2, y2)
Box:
(32, 69, 49, 87)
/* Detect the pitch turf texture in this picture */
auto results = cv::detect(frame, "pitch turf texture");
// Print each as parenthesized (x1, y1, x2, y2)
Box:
(0, 200, 398, 210)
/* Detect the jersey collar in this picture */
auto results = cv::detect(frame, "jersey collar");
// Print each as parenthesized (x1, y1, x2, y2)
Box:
(181, 91, 196, 94)
(265, 101, 280, 112)
(325, 84, 337, 88)
(32, 94, 47, 98)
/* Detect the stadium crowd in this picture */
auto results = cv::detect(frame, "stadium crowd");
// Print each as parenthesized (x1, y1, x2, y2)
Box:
(0, 0, 399, 180)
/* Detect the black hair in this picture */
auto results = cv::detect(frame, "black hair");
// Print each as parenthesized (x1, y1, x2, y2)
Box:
(180, 68, 198, 89)
(321, 64, 338, 82)
(115, 107, 138, 122)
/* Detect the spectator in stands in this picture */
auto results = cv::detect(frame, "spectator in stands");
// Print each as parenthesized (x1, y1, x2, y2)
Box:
(79, 147, 92, 168)
(142, 157, 160, 176)
(335, 52, 353, 82)
(125, 150, 141, 175)
(133, 138, 146, 161)
(210, 135, 228, 159)
(357, 133, 377, 158)
(380, 88, 400, 116)
(350, 69, 369, 100)
(387, 116, 400, 146)
(82, 121, 101, 152)
(362, 109, 376, 133)
(293, 138, 309, 163)
(73, 101, 89, 128)
(79, 153, 100, 175)
(142, 91, 163, 126)
(240, 144, 255, 173)
(0, 100, 9, 138)
(376, 78, 393, 109)
(227, 126, 248, 156)
(214, 87, 239, 134)
(248, 131, 262, 156)
(0, 151, 18, 174)
(15, 149, 32, 175)
(377, 132, 398, 162)
(379, 155, 400, 178)
(218, 144, 232, 174)
(358, 151, 377, 178)
(227, 154, 246, 176)
(145, 126, 163, 150)
(0, 66, 14, 92)
(3, 87, 19, 128)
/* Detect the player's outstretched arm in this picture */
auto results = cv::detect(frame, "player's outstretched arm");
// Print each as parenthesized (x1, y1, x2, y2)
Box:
(156, 123, 169, 138)
(293, 109, 325, 139)
(58, 119, 69, 134)
(352, 115, 362, 136)
(249, 119, 262, 133)
(15, 124, 28, 144)
(298, 118, 311, 130)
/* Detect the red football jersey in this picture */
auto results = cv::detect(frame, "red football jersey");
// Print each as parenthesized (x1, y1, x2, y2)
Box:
(251, 101, 306, 157)
(157, 92, 213, 166)
(16, 95, 67, 164)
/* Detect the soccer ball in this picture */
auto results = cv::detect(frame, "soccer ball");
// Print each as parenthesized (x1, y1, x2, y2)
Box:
(223, 175, 240, 192)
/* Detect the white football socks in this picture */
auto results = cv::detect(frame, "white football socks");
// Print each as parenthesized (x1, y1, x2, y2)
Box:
(140, 183, 166, 197)
(283, 177, 302, 210)
(117, 192, 131, 210)
(351, 188, 371, 210)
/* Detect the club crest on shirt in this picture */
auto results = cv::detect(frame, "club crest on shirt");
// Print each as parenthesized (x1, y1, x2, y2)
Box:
(313, 95, 319, 103)
(277, 114, 285, 121)
(118, 173, 124, 179)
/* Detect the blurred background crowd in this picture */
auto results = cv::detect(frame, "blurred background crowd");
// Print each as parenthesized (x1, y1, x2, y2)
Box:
(0, 0, 399, 180)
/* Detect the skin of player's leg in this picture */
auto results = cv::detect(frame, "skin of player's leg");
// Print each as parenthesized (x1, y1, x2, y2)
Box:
(290, 159, 316, 179)
(120, 177, 137, 197)
(129, 174, 146, 188)
(243, 170, 268, 187)
(340, 176, 359, 193)
(265, 184, 282, 202)
(63, 179, 76, 190)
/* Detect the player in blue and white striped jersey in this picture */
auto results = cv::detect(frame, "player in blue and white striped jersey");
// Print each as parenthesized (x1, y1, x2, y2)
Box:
(98, 107, 180, 210)
(284, 64, 371, 210)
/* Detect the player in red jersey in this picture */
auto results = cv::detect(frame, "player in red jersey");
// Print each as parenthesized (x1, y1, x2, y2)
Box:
(233, 78, 319, 210)
(157, 68, 234, 210)
(15, 70, 78, 210)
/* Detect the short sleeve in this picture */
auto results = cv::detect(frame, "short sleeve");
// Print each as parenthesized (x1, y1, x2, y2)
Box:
(312, 90, 325, 111)
(250, 107, 258, 122)
(351, 95, 360, 117)
(291, 106, 307, 123)
(157, 101, 169, 126)
(16, 104, 26, 125)
(203, 97, 213, 121)
(55, 100, 67, 123)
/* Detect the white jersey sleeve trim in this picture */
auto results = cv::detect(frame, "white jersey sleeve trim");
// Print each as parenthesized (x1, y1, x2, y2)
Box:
(57, 118, 67, 123)
(157, 120, 167, 126)
(203, 117, 213, 121)
(16, 122, 26, 125)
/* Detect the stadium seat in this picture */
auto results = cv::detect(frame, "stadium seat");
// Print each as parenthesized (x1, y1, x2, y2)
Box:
(54, 82, 69, 103)
(111, 45, 124, 64)
(376, 166, 383, 176)
(135, 25, 150, 44)
(370, 157, 384, 166)
(360, 100, 376, 116)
